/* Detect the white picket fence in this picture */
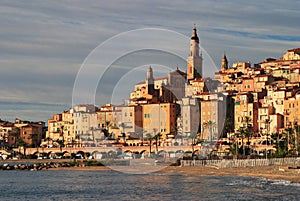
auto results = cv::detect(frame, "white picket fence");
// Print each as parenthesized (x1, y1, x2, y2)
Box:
(181, 157, 300, 168)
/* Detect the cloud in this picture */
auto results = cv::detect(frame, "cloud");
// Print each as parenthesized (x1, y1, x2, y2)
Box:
(0, 0, 300, 121)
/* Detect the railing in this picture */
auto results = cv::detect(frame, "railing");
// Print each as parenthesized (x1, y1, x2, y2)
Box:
(181, 157, 300, 168)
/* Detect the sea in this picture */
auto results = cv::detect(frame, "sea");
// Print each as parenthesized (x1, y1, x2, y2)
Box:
(0, 169, 299, 201)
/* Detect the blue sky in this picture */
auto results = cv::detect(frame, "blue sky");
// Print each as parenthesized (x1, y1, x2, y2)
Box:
(0, 0, 300, 122)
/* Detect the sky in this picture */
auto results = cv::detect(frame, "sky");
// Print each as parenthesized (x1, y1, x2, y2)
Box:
(0, 0, 300, 122)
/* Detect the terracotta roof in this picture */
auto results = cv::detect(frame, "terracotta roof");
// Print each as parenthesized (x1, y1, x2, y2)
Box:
(288, 48, 300, 52)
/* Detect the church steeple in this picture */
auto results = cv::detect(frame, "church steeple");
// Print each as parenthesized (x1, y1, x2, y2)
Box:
(146, 66, 154, 81)
(187, 25, 203, 80)
(221, 53, 228, 71)
(146, 66, 154, 95)
(191, 24, 199, 43)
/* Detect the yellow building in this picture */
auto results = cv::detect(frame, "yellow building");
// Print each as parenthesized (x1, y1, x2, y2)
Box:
(61, 110, 76, 147)
(234, 93, 259, 133)
(198, 93, 227, 141)
(283, 48, 300, 60)
(46, 110, 79, 147)
(284, 93, 300, 127)
(47, 113, 63, 142)
(142, 102, 177, 139)
(97, 104, 117, 129)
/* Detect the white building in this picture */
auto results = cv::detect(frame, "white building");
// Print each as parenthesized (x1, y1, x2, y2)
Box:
(73, 104, 102, 146)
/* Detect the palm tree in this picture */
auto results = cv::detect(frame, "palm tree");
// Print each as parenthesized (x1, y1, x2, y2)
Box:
(45, 137, 52, 148)
(10, 127, 20, 148)
(237, 127, 246, 156)
(145, 133, 153, 155)
(105, 120, 111, 130)
(16, 138, 28, 158)
(102, 121, 112, 139)
(203, 120, 216, 144)
(119, 122, 126, 134)
(292, 121, 299, 155)
(153, 132, 162, 153)
(222, 117, 234, 138)
(271, 132, 280, 156)
(190, 132, 199, 154)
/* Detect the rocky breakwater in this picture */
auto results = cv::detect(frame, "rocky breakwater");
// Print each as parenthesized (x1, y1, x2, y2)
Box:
(0, 162, 73, 171)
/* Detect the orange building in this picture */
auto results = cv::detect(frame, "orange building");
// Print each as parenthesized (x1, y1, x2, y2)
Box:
(142, 102, 178, 139)
(241, 78, 254, 92)
(284, 93, 300, 127)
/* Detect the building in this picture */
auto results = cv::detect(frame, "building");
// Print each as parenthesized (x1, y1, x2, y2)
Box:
(0, 121, 15, 147)
(178, 97, 200, 137)
(199, 93, 227, 141)
(187, 25, 203, 80)
(234, 93, 259, 133)
(142, 102, 178, 139)
(15, 119, 45, 147)
(130, 66, 186, 104)
(47, 113, 63, 142)
(73, 104, 101, 147)
(284, 93, 300, 127)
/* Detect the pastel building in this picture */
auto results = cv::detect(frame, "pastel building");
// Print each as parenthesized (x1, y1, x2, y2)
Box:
(142, 102, 177, 139)
(234, 93, 259, 133)
(73, 104, 101, 146)
(178, 97, 200, 137)
(15, 119, 45, 147)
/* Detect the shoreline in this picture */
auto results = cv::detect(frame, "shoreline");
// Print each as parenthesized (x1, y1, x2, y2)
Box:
(158, 165, 300, 183)
(2, 159, 300, 183)
(47, 164, 300, 183)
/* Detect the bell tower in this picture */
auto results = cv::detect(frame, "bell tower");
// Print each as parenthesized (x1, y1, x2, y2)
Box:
(187, 24, 203, 80)
(221, 53, 228, 71)
(146, 66, 154, 95)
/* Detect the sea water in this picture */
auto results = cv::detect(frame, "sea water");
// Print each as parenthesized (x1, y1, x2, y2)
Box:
(0, 170, 299, 200)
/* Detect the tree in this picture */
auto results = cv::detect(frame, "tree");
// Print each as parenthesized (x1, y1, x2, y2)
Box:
(119, 123, 126, 134)
(293, 121, 299, 156)
(56, 139, 64, 152)
(222, 117, 234, 138)
(102, 121, 113, 139)
(7, 127, 18, 149)
(190, 132, 200, 155)
(45, 137, 52, 147)
(16, 138, 28, 158)
(285, 125, 292, 154)
(203, 120, 216, 144)
(105, 121, 111, 130)
(145, 133, 153, 156)
(271, 130, 289, 157)
(237, 127, 246, 156)
(153, 132, 162, 153)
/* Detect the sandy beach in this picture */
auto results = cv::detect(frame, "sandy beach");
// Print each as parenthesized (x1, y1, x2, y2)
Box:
(4, 158, 299, 183)
(47, 164, 300, 183)
(159, 165, 300, 183)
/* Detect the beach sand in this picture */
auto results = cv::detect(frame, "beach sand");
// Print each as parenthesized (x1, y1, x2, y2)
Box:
(49, 164, 300, 183)
(159, 165, 300, 183)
